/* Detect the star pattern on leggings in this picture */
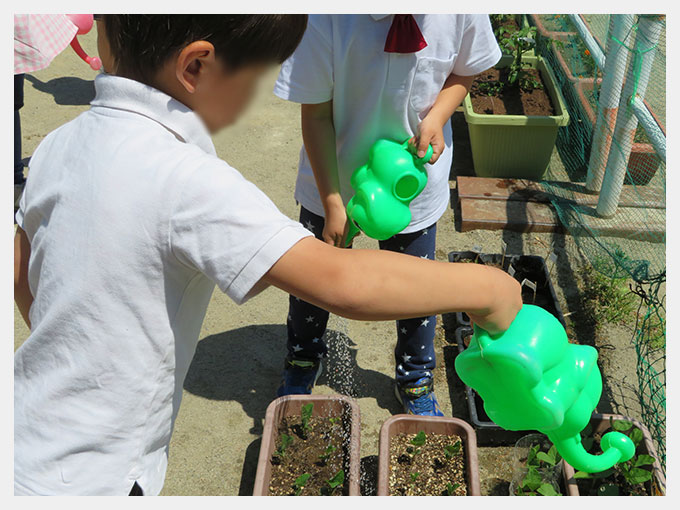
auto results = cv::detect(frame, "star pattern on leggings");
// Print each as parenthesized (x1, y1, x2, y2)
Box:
(420, 318, 430, 327)
(402, 353, 412, 363)
(305, 315, 315, 323)
(305, 220, 315, 232)
(422, 229, 428, 235)
(312, 337, 321, 343)
(293, 344, 303, 352)
(400, 327, 408, 335)
(420, 254, 428, 259)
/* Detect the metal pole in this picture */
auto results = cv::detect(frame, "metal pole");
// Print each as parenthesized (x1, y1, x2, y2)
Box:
(585, 14, 635, 193)
(569, 14, 606, 69)
(630, 96, 666, 162)
(597, 15, 664, 218)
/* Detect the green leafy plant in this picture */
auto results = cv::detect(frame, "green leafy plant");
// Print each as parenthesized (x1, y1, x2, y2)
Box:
(320, 469, 344, 496)
(300, 403, 314, 437)
(406, 430, 426, 458)
(443, 440, 461, 460)
(573, 419, 657, 495)
(318, 444, 337, 465)
(445, 482, 460, 496)
(515, 466, 561, 496)
(293, 473, 311, 496)
(274, 433, 294, 460)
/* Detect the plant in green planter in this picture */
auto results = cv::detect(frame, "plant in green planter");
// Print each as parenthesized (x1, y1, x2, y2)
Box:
(464, 23, 570, 179)
(479, 25, 541, 95)
(573, 419, 658, 496)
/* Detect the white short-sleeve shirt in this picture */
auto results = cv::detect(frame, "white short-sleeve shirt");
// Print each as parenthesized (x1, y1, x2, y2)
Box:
(14, 74, 312, 495)
(274, 14, 501, 232)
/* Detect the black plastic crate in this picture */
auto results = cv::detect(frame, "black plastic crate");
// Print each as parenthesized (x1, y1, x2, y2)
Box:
(446, 251, 566, 445)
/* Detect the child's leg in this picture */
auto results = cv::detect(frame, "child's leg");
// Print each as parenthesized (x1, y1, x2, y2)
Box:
(285, 206, 331, 361)
(14, 74, 25, 185)
(378, 223, 437, 386)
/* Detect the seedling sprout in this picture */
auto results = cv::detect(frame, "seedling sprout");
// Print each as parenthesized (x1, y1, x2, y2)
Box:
(293, 473, 311, 496)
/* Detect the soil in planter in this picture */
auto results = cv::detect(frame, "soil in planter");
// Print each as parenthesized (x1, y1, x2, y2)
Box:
(389, 431, 468, 496)
(269, 415, 348, 496)
(471, 68, 555, 116)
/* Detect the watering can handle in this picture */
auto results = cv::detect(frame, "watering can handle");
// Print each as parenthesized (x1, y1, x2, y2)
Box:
(403, 141, 434, 165)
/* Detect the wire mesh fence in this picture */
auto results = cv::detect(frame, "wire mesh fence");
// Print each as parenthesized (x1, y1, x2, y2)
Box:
(526, 13, 666, 469)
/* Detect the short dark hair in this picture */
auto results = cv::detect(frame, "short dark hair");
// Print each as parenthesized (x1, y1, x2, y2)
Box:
(102, 15, 307, 85)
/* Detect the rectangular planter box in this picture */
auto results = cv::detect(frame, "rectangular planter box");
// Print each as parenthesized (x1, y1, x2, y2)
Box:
(447, 251, 566, 445)
(563, 413, 666, 496)
(464, 55, 570, 180)
(575, 80, 662, 185)
(377, 415, 481, 495)
(253, 394, 361, 496)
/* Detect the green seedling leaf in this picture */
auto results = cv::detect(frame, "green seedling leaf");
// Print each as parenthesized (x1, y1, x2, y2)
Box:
(300, 403, 314, 432)
(628, 427, 643, 447)
(275, 433, 294, 458)
(536, 446, 559, 466)
(537, 483, 560, 496)
(612, 419, 633, 432)
(633, 454, 656, 467)
(410, 431, 427, 447)
(318, 444, 337, 463)
(410, 472, 420, 483)
(597, 483, 620, 496)
(624, 467, 653, 485)
(444, 441, 461, 459)
(327, 469, 345, 489)
(526, 444, 541, 466)
(445, 482, 460, 495)
(520, 466, 543, 491)
(294, 473, 311, 496)
(573, 470, 592, 479)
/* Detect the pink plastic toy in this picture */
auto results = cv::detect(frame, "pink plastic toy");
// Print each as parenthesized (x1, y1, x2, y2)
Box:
(66, 14, 101, 70)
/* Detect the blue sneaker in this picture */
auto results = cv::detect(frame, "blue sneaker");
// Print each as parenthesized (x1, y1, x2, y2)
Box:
(394, 377, 444, 416)
(276, 356, 323, 397)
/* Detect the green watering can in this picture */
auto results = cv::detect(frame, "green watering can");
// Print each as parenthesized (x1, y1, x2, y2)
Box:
(344, 139, 433, 247)
(455, 304, 636, 473)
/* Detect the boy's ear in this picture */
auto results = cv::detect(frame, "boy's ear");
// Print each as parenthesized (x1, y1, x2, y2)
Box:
(175, 40, 216, 94)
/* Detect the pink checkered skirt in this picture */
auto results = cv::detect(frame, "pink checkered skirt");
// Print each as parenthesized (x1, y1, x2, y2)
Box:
(14, 14, 78, 74)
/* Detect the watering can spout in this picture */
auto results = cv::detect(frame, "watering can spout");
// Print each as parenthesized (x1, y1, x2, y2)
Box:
(547, 432, 635, 473)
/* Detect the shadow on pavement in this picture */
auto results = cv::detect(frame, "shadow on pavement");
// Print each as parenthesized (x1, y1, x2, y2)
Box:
(25, 74, 95, 105)
(184, 324, 401, 437)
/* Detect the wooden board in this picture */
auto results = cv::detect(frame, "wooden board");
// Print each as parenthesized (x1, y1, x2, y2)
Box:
(459, 197, 665, 242)
(456, 176, 665, 210)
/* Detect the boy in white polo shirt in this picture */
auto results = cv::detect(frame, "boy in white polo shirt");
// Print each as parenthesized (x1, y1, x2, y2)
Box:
(273, 14, 502, 414)
(14, 15, 520, 495)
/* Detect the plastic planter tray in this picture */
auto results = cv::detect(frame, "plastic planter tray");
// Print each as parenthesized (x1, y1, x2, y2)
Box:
(563, 413, 666, 496)
(253, 394, 361, 496)
(463, 55, 570, 180)
(447, 251, 566, 445)
(377, 414, 481, 496)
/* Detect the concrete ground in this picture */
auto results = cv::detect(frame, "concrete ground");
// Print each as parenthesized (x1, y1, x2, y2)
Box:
(14, 29, 656, 496)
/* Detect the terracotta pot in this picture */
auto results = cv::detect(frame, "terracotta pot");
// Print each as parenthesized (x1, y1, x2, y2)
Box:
(377, 415, 481, 496)
(253, 394, 361, 496)
(562, 413, 666, 496)
(528, 14, 577, 39)
(575, 81, 662, 185)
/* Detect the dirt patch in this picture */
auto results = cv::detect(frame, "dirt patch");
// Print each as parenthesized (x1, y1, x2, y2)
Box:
(388, 431, 467, 496)
(269, 415, 348, 496)
(470, 68, 555, 116)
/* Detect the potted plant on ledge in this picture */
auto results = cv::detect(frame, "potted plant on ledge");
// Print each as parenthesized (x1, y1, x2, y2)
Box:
(463, 24, 570, 180)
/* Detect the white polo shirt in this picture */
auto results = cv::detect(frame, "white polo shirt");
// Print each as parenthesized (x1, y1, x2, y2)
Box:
(14, 74, 312, 495)
(274, 14, 501, 232)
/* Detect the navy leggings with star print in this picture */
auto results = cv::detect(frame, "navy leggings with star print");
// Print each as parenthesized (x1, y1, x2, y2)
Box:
(287, 206, 437, 386)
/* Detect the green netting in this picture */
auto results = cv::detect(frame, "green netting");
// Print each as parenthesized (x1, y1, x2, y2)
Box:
(527, 14, 666, 470)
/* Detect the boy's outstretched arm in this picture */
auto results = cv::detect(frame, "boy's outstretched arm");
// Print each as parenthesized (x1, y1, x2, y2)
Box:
(263, 237, 522, 335)
(14, 227, 33, 329)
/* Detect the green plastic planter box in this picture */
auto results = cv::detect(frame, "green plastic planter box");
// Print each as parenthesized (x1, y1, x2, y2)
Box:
(463, 55, 570, 180)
